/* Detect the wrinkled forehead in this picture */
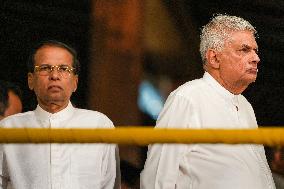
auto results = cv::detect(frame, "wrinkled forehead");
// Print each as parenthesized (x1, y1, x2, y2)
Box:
(224, 30, 257, 47)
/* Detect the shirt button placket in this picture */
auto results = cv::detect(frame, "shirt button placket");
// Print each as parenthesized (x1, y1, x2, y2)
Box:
(50, 118, 61, 189)
(232, 96, 240, 125)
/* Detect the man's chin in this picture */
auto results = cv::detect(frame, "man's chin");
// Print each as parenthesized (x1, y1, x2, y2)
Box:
(46, 95, 65, 103)
(241, 75, 257, 86)
(247, 76, 257, 84)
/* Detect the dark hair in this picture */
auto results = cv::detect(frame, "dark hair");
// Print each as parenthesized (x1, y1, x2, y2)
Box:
(0, 80, 22, 116)
(27, 40, 80, 75)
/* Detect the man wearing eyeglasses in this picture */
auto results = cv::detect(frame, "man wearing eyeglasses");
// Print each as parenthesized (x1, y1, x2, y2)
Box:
(0, 40, 120, 189)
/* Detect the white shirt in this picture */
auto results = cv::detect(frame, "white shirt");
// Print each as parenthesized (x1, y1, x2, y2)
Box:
(141, 72, 275, 189)
(0, 102, 120, 189)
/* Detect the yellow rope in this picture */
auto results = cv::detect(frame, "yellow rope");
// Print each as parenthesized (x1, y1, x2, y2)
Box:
(0, 127, 284, 146)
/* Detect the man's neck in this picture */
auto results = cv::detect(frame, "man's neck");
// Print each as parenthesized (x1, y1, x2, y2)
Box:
(38, 100, 69, 114)
(207, 71, 248, 95)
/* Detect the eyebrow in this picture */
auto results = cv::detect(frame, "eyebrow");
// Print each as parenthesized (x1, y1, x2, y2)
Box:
(241, 44, 258, 53)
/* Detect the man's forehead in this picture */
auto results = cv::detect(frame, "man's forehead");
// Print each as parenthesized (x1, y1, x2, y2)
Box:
(35, 45, 71, 55)
(34, 45, 73, 65)
(225, 30, 257, 47)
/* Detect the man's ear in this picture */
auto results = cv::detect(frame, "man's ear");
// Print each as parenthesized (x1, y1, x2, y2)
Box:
(27, 73, 34, 90)
(72, 75, 78, 92)
(206, 49, 220, 69)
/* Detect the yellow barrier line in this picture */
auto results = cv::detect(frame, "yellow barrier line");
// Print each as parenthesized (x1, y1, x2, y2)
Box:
(0, 127, 283, 146)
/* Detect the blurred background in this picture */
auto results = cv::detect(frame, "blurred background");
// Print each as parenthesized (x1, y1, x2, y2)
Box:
(1, 0, 284, 188)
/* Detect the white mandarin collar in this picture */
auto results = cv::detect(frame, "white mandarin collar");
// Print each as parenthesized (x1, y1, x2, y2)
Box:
(203, 72, 239, 105)
(34, 101, 75, 122)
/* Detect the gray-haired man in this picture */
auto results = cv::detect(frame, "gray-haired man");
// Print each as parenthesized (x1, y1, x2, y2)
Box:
(141, 14, 275, 189)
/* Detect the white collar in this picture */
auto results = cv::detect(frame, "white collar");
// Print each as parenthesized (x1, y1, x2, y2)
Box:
(202, 72, 239, 106)
(34, 101, 75, 122)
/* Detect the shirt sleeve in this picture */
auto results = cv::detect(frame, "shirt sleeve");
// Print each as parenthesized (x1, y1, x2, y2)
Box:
(100, 144, 119, 189)
(0, 120, 9, 189)
(140, 94, 194, 189)
(100, 118, 120, 189)
(0, 145, 9, 189)
(114, 146, 121, 189)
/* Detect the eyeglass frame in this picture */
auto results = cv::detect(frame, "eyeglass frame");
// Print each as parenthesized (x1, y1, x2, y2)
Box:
(33, 64, 77, 78)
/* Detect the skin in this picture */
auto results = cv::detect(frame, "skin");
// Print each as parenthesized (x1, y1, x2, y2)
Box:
(0, 91, 23, 120)
(204, 30, 260, 94)
(272, 149, 284, 174)
(28, 45, 78, 113)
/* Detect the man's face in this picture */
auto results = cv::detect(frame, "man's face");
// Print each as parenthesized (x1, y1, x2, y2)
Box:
(28, 46, 78, 110)
(2, 91, 22, 118)
(217, 30, 260, 87)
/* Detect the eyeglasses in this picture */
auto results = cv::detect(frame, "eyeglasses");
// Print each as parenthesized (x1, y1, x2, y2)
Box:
(34, 65, 76, 78)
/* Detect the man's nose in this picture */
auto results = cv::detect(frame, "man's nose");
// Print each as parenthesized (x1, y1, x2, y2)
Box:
(49, 67, 60, 80)
(252, 51, 260, 64)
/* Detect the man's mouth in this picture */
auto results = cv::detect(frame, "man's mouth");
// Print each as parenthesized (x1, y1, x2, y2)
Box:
(247, 68, 258, 74)
(48, 85, 62, 91)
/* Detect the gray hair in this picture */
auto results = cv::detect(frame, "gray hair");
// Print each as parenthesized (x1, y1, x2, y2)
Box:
(200, 14, 257, 64)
